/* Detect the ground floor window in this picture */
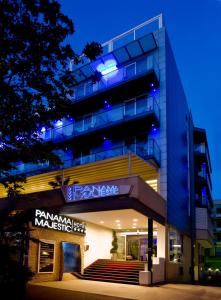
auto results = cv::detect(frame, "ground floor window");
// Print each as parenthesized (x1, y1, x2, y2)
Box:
(38, 240, 55, 273)
(169, 227, 183, 263)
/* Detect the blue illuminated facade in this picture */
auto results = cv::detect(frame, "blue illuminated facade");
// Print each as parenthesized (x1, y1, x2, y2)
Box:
(1, 16, 214, 282)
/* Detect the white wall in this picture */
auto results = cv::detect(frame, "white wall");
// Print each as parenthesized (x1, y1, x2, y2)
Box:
(157, 223, 166, 258)
(84, 222, 112, 268)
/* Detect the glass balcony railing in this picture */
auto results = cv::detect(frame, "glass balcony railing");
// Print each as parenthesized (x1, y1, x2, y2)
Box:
(73, 55, 159, 101)
(195, 192, 212, 210)
(73, 140, 160, 167)
(194, 143, 211, 170)
(198, 170, 212, 191)
(194, 143, 206, 154)
(1, 139, 160, 178)
(41, 96, 159, 143)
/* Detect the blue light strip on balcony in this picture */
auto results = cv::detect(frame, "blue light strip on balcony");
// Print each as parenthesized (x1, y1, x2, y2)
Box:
(97, 59, 118, 76)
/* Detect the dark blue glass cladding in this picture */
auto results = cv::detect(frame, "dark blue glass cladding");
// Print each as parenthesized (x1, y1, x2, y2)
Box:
(165, 30, 191, 234)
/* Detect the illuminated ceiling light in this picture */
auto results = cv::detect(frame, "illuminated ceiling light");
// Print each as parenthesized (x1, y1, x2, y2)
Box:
(132, 226, 137, 229)
(115, 220, 120, 223)
(132, 223, 137, 226)
(100, 221, 104, 224)
(41, 127, 46, 132)
(132, 219, 138, 222)
(97, 59, 118, 76)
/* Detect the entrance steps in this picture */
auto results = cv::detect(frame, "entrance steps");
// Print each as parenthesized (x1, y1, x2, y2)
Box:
(79, 259, 145, 285)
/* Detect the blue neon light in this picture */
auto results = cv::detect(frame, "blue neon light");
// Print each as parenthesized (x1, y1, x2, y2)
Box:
(97, 59, 118, 76)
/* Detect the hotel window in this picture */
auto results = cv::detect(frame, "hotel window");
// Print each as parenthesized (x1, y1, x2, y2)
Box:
(124, 99, 135, 117)
(136, 95, 148, 114)
(124, 63, 136, 79)
(169, 227, 183, 263)
(83, 114, 93, 131)
(136, 57, 147, 74)
(85, 81, 93, 95)
(75, 84, 85, 99)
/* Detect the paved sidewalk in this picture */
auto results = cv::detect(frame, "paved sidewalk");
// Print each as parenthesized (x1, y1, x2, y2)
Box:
(27, 280, 221, 300)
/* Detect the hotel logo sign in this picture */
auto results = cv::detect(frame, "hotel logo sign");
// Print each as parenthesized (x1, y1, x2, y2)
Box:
(33, 209, 86, 234)
(62, 184, 131, 203)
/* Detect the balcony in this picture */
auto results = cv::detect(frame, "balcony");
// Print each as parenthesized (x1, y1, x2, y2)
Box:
(41, 96, 159, 144)
(73, 140, 160, 168)
(194, 143, 212, 174)
(72, 54, 159, 111)
(197, 170, 212, 193)
(195, 193, 211, 210)
(1, 140, 160, 179)
(195, 207, 214, 247)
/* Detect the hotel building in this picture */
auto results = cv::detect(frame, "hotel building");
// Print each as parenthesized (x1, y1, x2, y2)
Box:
(0, 14, 213, 285)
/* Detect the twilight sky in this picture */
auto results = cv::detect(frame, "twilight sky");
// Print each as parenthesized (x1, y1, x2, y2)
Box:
(59, 0, 221, 200)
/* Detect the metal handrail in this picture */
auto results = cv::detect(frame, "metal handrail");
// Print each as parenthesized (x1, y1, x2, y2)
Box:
(1, 139, 160, 178)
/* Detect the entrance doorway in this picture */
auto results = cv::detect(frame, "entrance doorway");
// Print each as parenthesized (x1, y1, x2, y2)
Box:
(61, 242, 81, 273)
(117, 233, 157, 261)
(127, 236, 148, 261)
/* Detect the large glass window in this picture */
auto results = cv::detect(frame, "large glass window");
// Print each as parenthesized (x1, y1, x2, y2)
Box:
(75, 84, 85, 99)
(136, 95, 148, 114)
(136, 57, 147, 74)
(124, 63, 136, 79)
(169, 227, 183, 263)
(124, 99, 135, 117)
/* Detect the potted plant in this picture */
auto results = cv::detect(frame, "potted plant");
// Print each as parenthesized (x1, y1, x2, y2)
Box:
(110, 231, 118, 260)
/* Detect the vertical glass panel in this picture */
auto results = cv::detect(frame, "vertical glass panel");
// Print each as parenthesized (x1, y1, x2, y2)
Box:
(136, 57, 147, 74)
(147, 97, 154, 111)
(75, 84, 85, 99)
(116, 235, 126, 260)
(75, 118, 83, 133)
(169, 227, 183, 263)
(124, 99, 135, 117)
(124, 63, 136, 79)
(136, 96, 147, 114)
(110, 106, 123, 122)
(85, 81, 93, 96)
(84, 114, 93, 131)
(62, 120, 74, 137)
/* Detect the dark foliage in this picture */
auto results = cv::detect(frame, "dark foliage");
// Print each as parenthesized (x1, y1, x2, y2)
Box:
(0, 0, 102, 297)
(0, 0, 102, 182)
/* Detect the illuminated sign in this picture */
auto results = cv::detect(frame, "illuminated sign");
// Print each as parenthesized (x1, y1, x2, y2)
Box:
(97, 59, 118, 76)
(33, 209, 86, 234)
(62, 184, 132, 203)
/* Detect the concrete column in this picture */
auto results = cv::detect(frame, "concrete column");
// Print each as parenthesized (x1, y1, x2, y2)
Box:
(157, 223, 166, 258)
(148, 218, 153, 284)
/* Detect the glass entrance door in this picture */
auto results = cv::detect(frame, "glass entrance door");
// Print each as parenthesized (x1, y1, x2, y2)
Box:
(126, 236, 148, 261)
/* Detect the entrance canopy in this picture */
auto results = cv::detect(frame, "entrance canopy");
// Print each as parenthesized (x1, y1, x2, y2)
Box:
(61, 176, 166, 225)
